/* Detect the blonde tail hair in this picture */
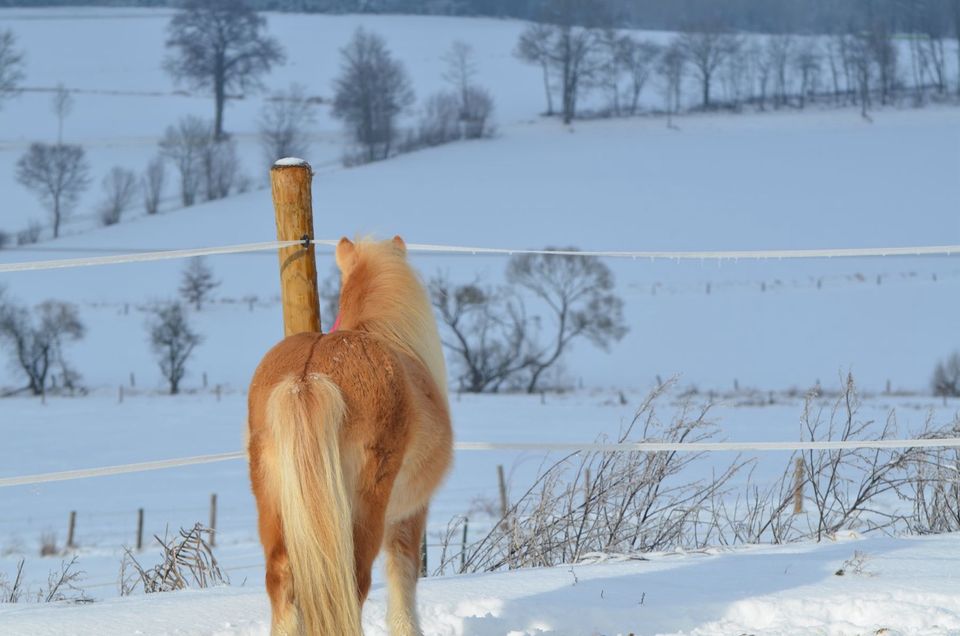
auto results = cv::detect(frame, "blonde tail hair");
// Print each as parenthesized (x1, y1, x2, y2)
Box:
(266, 374, 362, 635)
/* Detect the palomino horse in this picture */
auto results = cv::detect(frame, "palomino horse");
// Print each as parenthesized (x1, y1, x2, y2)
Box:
(247, 236, 452, 635)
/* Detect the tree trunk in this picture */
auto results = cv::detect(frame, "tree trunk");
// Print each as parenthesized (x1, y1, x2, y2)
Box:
(52, 197, 61, 238)
(540, 61, 554, 115)
(702, 73, 710, 108)
(214, 56, 226, 140)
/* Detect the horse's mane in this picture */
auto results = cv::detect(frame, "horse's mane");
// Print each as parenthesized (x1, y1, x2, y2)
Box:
(337, 239, 448, 399)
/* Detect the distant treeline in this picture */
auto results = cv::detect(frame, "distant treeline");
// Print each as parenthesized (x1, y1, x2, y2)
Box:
(3, 0, 959, 35)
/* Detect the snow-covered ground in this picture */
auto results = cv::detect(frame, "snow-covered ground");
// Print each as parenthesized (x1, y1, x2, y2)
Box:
(3, 533, 960, 635)
(1, 8, 960, 634)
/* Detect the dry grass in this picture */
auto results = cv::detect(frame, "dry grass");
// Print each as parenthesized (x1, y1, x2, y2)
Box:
(120, 523, 228, 595)
(433, 376, 959, 575)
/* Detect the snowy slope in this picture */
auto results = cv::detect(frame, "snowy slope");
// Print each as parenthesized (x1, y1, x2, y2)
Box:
(1, 109, 959, 392)
(1, 10, 959, 634)
(3, 533, 960, 635)
(1, 9, 958, 392)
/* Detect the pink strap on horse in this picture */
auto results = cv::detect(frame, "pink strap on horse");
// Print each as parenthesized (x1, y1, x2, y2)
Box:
(330, 313, 342, 333)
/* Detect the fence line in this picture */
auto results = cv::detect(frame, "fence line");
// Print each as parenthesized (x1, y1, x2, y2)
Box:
(3, 436, 960, 489)
(0, 241, 301, 274)
(2, 240, 959, 274)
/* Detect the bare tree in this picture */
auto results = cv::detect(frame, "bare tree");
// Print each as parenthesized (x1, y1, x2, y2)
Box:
(442, 40, 477, 116)
(159, 116, 210, 207)
(441, 40, 495, 138)
(597, 30, 628, 116)
(952, 0, 960, 96)
(544, 0, 609, 124)
(148, 301, 202, 395)
(430, 274, 532, 393)
(16, 220, 42, 246)
(749, 40, 773, 109)
(932, 352, 960, 397)
(823, 35, 847, 105)
(515, 23, 555, 116)
(719, 41, 751, 109)
(332, 28, 414, 163)
(98, 166, 138, 226)
(677, 26, 741, 109)
(767, 34, 793, 108)
(0, 30, 25, 110)
(621, 37, 660, 115)
(657, 41, 685, 127)
(164, 0, 285, 139)
(846, 33, 874, 119)
(461, 85, 495, 138)
(142, 156, 166, 215)
(259, 83, 316, 165)
(793, 41, 821, 109)
(179, 257, 220, 311)
(866, 21, 898, 105)
(0, 298, 85, 396)
(51, 84, 73, 144)
(418, 91, 462, 146)
(506, 248, 628, 393)
(920, 30, 947, 95)
(515, 1, 609, 124)
(200, 138, 239, 201)
(15, 143, 91, 239)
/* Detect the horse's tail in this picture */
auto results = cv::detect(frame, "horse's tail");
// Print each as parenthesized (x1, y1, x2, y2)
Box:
(265, 374, 362, 635)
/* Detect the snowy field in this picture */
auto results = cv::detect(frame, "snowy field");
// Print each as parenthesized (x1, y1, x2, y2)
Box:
(1, 388, 959, 634)
(4, 533, 960, 635)
(1, 7, 959, 635)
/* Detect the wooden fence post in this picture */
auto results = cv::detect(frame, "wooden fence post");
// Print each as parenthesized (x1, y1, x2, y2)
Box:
(460, 517, 468, 572)
(209, 493, 218, 547)
(66, 511, 76, 549)
(584, 468, 591, 508)
(793, 458, 805, 514)
(420, 531, 427, 578)
(497, 465, 509, 526)
(270, 160, 321, 337)
(136, 508, 144, 551)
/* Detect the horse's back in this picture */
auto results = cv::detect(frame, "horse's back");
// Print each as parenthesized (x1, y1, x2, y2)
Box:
(251, 330, 411, 436)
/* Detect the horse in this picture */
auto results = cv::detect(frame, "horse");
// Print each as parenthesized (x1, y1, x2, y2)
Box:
(247, 236, 452, 635)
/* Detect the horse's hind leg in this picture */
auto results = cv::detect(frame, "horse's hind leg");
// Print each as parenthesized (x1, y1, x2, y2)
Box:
(383, 508, 427, 636)
(353, 490, 388, 605)
(258, 502, 298, 635)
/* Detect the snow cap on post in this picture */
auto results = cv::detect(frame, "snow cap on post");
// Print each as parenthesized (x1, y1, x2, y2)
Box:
(274, 157, 311, 170)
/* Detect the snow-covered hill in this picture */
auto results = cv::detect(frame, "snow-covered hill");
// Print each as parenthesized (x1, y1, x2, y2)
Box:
(1, 9, 960, 635)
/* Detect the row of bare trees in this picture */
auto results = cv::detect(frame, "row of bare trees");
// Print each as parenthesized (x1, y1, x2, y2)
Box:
(0, 260, 216, 397)
(6, 112, 256, 246)
(330, 29, 496, 165)
(517, 8, 960, 124)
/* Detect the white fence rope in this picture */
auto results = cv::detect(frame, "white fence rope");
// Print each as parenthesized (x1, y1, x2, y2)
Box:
(4, 437, 960, 489)
(1, 240, 959, 274)
(0, 240, 301, 273)
(402, 243, 960, 260)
